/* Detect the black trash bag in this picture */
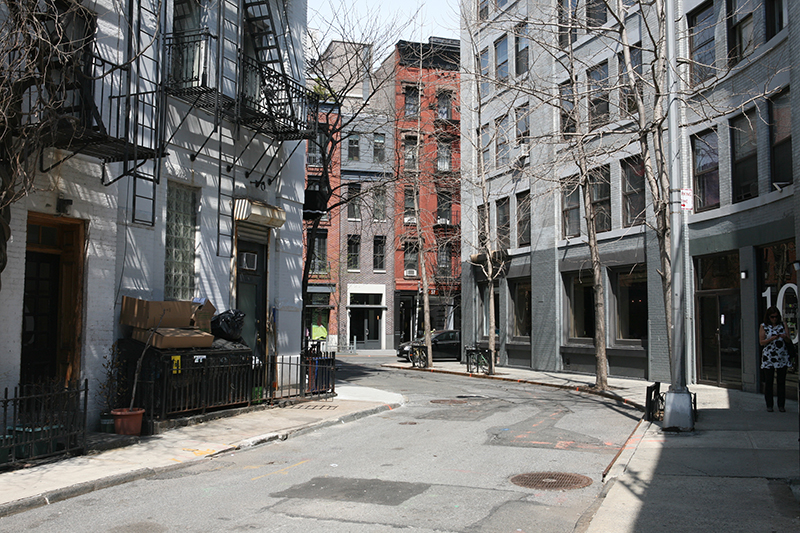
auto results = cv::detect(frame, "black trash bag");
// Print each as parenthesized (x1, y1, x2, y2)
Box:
(211, 309, 246, 342)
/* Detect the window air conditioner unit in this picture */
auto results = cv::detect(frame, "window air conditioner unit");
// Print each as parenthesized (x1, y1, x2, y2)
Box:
(404, 216, 417, 224)
(404, 269, 418, 277)
(437, 217, 450, 225)
(240, 252, 258, 271)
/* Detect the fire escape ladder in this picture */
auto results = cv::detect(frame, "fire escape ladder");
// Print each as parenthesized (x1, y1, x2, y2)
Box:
(217, 135, 236, 258)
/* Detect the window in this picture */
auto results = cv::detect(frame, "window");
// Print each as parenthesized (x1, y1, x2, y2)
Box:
(404, 136, 418, 171)
(404, 85, 419, 117)
(495, 35, 508, 83)
(497, 0, 508, 8)
(622, 156, 645, 227)
(689, 3, 716, 85)
(437, 142, 452, 172)
(496, 197, 510, 250)
(767, 0, 788, 40)
(347, 235, 360, 270)
(619, 44, 643, 116)
(347, 183, 361, 219)
(568, 273, 595, 340)
(590, 165, 611, 233)
(481, 125, 491, 171)
(512, 280, 532, 337)
(403, 241, 419, 276)
(559, 0, 578, 49)
(165, 183, 197, 300)
(373, 236, 386, 271)
(516, 104, 529, 144)
(309, 230, 328, 274)
(731, 110, 759, 202)
(495, 114, 511, 167)
(478, 204, 488, 249)
(437, 189, 452, 224)
(692, 130, 720, 211)
(588, 61, 610, 129)
(614, 268, 648, 341)
(373, 133, 385, 162)
(515, 23, 529, 76)
(770, 90, 792, 186)
(729, 0, 755, 66)
(437, 92, 452, 120)
(347, 133, 360, 161)
(560, 80, 576, 135)
(307, 128, 326, 166)
(586, 0, 607, 27)
(373, 186, 386, 220)
(480, 48, 490, 95)
(437, 243, 452, 277)
(562, 176, 580, 238)
(517, 191, 531, 247)
(478, 0, 488, 21)
(404, 187, 417, 224)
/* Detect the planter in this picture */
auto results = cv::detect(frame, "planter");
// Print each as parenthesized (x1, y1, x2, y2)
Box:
(111, 408, 145, 436)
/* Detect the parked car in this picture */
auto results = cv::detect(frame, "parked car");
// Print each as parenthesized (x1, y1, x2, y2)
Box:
(397, 330, 461, 361)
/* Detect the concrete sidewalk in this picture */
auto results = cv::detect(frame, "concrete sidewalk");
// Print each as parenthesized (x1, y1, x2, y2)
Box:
(1, 360, 798, 531)
(386, 360, 800, 532)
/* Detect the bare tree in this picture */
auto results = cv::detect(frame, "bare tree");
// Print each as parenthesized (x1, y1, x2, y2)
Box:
(462, 0, 788, 391)
(0, 1, 103, 289)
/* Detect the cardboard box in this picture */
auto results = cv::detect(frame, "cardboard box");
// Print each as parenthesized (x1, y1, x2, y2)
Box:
(121, 296, 194, 329)
(132, 327, 214, 349)
(191, 298, 217, 333)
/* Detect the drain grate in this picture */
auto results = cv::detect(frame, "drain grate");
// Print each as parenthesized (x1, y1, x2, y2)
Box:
(510, 472, 593, 491)
(430, 399, 468, 404)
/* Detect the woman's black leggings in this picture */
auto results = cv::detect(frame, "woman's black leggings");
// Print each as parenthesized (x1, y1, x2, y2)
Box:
(763, 366, 788, 409)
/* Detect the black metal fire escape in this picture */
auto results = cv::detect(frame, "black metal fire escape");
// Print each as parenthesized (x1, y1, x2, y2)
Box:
(159, 0, 317, 257)
(31, 0, 164, 219)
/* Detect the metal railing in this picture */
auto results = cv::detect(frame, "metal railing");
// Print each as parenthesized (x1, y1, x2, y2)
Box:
(1, 380, 88, 468)
(239, 53, 317, 139)
(164, 30, 216, 94)
(121, 341, 336, 426)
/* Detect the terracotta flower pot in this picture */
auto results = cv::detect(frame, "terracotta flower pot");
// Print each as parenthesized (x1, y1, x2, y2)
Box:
(111, 408, 145, 436)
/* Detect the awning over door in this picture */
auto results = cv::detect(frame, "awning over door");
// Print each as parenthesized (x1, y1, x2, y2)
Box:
(234, 198, 286, 228)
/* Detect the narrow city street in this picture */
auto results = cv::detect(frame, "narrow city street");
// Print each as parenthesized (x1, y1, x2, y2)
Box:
(0, 357, 641, 532)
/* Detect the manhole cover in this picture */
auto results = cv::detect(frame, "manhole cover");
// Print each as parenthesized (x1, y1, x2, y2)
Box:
(510, 472, 593, 491)
(430, 399, 467, 404)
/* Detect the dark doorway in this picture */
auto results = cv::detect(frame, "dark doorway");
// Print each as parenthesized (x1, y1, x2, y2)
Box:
(21, 252, 60, 384)
(237, 240, 267, 359)
(22, 213, 84, 385)
(697, 291, 742, 388)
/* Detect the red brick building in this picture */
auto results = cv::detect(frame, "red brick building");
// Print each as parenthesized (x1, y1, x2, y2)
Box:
(381, 38, 461, 345)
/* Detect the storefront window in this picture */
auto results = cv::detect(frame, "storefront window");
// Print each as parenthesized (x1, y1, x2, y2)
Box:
(696, 253, 740, 291)
(568, 274, 595, 340)
(758, 241, 797, 342)
(615, 268, 647, 341)
(512, 280, 532, 337)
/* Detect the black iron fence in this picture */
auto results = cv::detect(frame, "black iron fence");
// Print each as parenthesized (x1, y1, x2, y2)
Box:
(1, 380, 88, 468)
(119, 340, 335, 429)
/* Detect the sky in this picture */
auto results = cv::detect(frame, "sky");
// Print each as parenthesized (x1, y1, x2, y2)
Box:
(307, 0, 461, 45)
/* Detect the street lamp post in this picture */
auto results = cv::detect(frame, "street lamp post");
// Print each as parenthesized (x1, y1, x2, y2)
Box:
(662, 0, 694, 431)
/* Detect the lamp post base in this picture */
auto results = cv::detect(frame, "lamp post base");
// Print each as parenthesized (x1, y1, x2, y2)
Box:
(663, 390, 694, 431)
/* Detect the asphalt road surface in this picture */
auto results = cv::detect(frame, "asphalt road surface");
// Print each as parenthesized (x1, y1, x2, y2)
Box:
(0, 356, 641, 532)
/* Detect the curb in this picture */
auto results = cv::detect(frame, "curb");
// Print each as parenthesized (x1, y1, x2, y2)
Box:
(0, 402, 402, 518)
(385, 363, 647, 411)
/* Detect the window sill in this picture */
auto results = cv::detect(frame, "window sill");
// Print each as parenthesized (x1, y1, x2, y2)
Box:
(689, 187, 793, 224)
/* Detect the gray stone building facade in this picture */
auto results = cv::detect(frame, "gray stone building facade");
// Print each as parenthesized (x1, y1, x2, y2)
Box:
(461, 0, 796, 394)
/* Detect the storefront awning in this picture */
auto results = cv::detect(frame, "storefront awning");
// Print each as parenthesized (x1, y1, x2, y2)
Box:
(234, 198, 286, 228)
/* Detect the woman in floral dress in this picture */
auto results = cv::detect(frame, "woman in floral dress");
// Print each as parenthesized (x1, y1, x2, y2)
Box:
(759, 306, 791, 412)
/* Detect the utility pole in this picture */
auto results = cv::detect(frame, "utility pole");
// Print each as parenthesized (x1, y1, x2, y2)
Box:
(662, 0, 694, 431)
